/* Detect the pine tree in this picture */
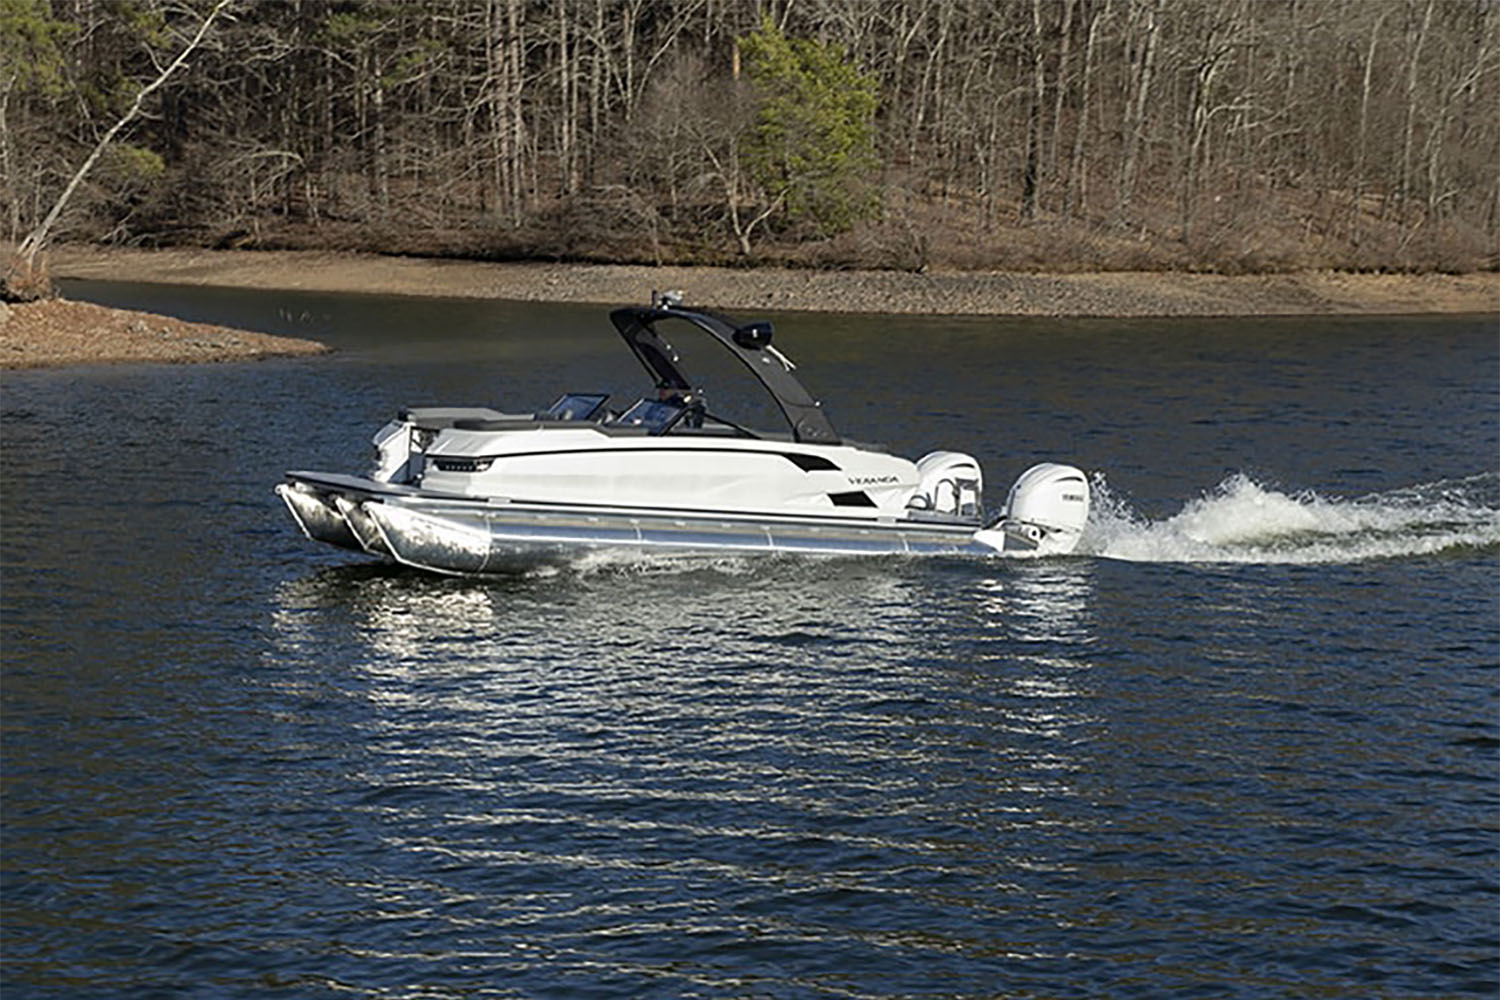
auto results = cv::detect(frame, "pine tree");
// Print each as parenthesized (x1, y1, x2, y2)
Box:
(738, 17, 879, 238)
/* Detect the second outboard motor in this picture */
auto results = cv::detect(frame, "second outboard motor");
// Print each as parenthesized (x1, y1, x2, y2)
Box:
(973, 463, 1090, 555)
(912, 451, 984, 521)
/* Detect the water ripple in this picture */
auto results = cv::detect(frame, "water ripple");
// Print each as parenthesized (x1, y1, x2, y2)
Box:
(4, 306, 1495, 998)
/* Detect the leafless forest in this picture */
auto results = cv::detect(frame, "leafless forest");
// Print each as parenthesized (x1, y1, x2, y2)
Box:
(4, 0, 1497, 274)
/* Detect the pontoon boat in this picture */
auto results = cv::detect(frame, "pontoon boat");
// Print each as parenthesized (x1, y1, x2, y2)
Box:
(277, 294, 1090, 574)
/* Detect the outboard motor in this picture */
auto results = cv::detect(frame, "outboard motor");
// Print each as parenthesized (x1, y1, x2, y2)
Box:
(973, 463, 1090, 556)
(911, 451, 984, 521)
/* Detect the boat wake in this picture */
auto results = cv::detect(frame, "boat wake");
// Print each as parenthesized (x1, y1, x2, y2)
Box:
(1081, 471, 1500, 565)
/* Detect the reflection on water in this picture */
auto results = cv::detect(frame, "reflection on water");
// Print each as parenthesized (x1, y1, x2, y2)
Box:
(256, 558, 1114, 992)
(270, 560, 1100, 786)
(271, 557, 1105, 791)
(970, 561, 1095, 642)
(275, 554, 1097, 649)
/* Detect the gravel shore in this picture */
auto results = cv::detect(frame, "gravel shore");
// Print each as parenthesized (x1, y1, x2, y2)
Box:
(0, 297, 328, 369)
(4, 245, 1493, 370)
(50, 245, 1500, 317)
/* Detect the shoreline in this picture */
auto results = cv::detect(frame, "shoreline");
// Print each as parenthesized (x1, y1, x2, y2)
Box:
(5, 245, 1495, 370)
(47, 245, 1500, 317)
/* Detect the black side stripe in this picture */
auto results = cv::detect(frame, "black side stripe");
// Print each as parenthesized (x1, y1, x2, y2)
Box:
(828, 491, 877, 507)
(784, 453, 840, 472)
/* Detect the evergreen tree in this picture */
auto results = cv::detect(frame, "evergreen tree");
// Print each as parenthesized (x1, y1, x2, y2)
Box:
(0, 0, 73, 94)
(738, 17, 879, 237)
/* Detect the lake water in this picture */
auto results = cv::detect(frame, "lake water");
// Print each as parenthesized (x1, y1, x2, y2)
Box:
(2, 281, 1497, 998)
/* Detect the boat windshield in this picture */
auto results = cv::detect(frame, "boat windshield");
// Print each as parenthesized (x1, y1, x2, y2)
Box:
(611, 398, 685, 434)
(542, 393, 609, 421)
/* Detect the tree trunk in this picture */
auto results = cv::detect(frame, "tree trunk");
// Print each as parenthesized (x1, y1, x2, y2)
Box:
(1352, 7, 1388, 246)
(1117, 0, 1161, 220)
(371, 68, 389, 218)
(483, 0, 501, 217)
(506, 0, 524, 226)
(1048, 0, 1076, 195)
(1, 80, 16, 242)
(1180, 12, 1231, 247)
(1398, 0, 1435, 216)
(558, 0, 576, 195)
(1021, 0, 1045, 220)
(1065, 0, 1106, 219)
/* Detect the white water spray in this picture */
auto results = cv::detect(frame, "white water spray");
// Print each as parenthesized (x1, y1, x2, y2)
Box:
(1080, 471, 1500, 565)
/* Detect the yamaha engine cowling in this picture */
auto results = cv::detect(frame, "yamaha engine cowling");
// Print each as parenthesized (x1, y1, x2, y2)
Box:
(973, 463, 1090, 556)
(911, 451, 984, 521)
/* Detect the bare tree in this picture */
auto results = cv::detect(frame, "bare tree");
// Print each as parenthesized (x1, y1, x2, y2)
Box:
(1116, 0, 1162, 219)
(1398, 0, 1436, 216)
(1353, 5, 1390, 247)
(3, 0, 1494, 275)
(1021, 0, 1046, 220)
(1064, 0, 1109, 219)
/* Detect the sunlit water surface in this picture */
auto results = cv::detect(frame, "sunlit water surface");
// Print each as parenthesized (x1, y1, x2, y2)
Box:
(2, 283, 1496, 998)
